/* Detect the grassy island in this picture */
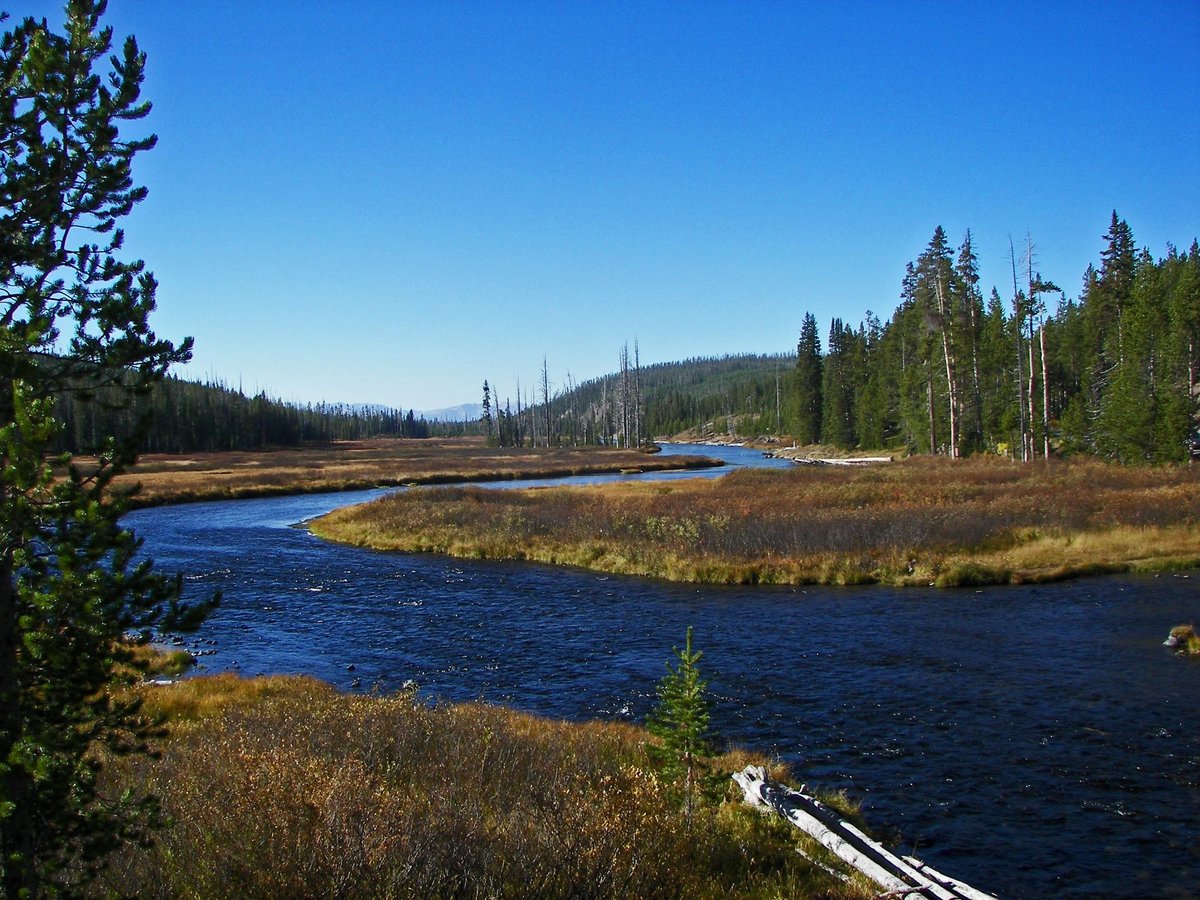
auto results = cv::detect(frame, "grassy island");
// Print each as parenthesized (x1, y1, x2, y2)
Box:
(311, 456, 1200, 587)
(96, 674, 873, 899)
(96, 438, 721, 507)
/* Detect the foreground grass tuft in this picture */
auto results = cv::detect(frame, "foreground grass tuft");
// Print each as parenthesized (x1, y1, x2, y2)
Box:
(96, 675, 869, 899)
(312, 456, 1200, 587)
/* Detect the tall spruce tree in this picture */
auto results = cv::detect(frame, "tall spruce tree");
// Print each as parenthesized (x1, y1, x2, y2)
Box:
(0, 3, 212, 893)
(481, 379, 494, 443)
(954, 232, 986, 452)
(821, 318, 859, 448)
(794, 312, 823, 444)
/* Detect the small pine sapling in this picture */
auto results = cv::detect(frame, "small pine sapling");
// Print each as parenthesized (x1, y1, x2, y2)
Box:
(646, 625, 718, 824)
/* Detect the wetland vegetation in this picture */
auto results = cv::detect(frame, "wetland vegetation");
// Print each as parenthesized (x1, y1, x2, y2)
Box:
(96, 438, 720, 507)
(93, 672, 872, 899)
(313, 455, 1200, 587)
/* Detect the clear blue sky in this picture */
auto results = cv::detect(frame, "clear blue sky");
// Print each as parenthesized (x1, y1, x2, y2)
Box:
(14, 1, 1200, 412)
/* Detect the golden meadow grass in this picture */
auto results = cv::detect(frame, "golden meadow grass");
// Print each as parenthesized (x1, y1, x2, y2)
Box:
(91, 438, 720, 507)
(96, 675, 872, 899)
(312, 456, 1200, 587)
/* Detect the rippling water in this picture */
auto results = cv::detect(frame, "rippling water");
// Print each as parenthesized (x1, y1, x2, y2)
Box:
(125, 445, 1200, 898)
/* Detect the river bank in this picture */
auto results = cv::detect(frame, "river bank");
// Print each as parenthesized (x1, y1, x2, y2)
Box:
(311, 454, 1200, 587)
(95, 438, 722, 507)
(126, 485, 1200, 896)
(97, 671, 872, 899)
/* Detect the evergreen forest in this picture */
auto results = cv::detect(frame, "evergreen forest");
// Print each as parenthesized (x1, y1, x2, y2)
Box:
(792, 214, 1199, 463)
(53, 377, 431, 454)
(51, 211, 1198, 465)
(487, 212, 1198, 464)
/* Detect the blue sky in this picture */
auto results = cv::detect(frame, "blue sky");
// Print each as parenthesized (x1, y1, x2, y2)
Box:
(14, 1, 1199, 411)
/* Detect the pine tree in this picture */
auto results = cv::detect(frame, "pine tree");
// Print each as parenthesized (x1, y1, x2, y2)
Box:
(481, 380, 494, 444)
(854, 311, 892, 449)
(646, 626, 716, 825)
(955, 232, 986, 452)
(0, 3, 214, 893)
(794, 312, 823, 444)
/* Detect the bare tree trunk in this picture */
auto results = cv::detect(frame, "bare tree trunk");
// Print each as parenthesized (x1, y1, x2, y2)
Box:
(1040, 321, 1051, 458)
(927, 361, 938, 454)
(1010, 238, 1028, 461)
(1027, 319, 1038, 460)
(515, 382, 523, 447)
(539, 356, 551, 447)
(934, 273, 960, 457)
(633, 339, 642, 447)
(618, 343, 632, 448)
(1024, 237, 1050, 462)
(1190, 335, 1197, 403)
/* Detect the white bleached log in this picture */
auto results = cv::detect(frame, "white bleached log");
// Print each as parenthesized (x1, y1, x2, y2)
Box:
(732, 766, 997, 900)
(902, 856, 1002, 900)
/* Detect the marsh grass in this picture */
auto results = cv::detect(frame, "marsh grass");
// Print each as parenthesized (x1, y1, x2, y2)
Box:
(108, 641, 196, 684)
(313, 456, 1200, 587)
(96, 676, 869, 899)
(1168, 624, 1200, 655)
(87, 438, 720, 506)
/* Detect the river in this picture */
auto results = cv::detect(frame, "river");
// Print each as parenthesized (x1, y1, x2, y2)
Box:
(125, 444, 1199, 898)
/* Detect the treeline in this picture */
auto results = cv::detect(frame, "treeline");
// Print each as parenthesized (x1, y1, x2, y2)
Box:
(481, 351, 793, 448)
(481, 344, 648, 448)
(798, 213, 1198, 462)
(478, 212, 1198, 463)
(54, 376, 431, 454)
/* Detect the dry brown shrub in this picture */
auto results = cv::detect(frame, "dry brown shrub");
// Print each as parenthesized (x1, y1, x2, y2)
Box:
(98, 677, 863, 899)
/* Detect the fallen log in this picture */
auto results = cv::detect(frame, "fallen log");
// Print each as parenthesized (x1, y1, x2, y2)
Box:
(732, 765, 996, 900)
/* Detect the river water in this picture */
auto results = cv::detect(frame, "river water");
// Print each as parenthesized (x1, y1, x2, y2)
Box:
(125, 444, 1200, 898)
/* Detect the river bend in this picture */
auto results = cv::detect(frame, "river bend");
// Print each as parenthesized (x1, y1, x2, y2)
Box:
(125, 445, 1200, 898)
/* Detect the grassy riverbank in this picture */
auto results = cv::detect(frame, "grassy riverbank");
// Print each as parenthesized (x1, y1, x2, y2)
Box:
(96, 674, 871, 899)
(312, 456, 1200, 586)
(94, 438, 720, 507)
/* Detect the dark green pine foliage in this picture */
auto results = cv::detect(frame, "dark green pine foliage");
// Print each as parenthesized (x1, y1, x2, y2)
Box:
(821, 319, 868, 449)
(53, 376, 430, 452)
(793, 312, 823, 444)
(1054, 212, 1197, 462)
(481, 380, 494, 444)
(977, 287, 1019, 452)
(954, 232, 986, 453)
(1067, 213, 1137, 454)
(646, 626, 717, 826)
(0, 3, 215, 894)
(853, 311, 893, 448)
(1163, 242, 1200, 453)
(892, 259, 944, 454)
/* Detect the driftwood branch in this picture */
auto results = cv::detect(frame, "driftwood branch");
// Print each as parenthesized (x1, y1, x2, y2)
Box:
(732, 766, 996, 900)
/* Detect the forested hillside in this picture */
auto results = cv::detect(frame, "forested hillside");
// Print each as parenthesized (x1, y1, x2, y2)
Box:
(796, 214, 1198, 462)
(54, 377, 430, 454)
(493, 212, 1198, 463)
(480, 353, 793, 448)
